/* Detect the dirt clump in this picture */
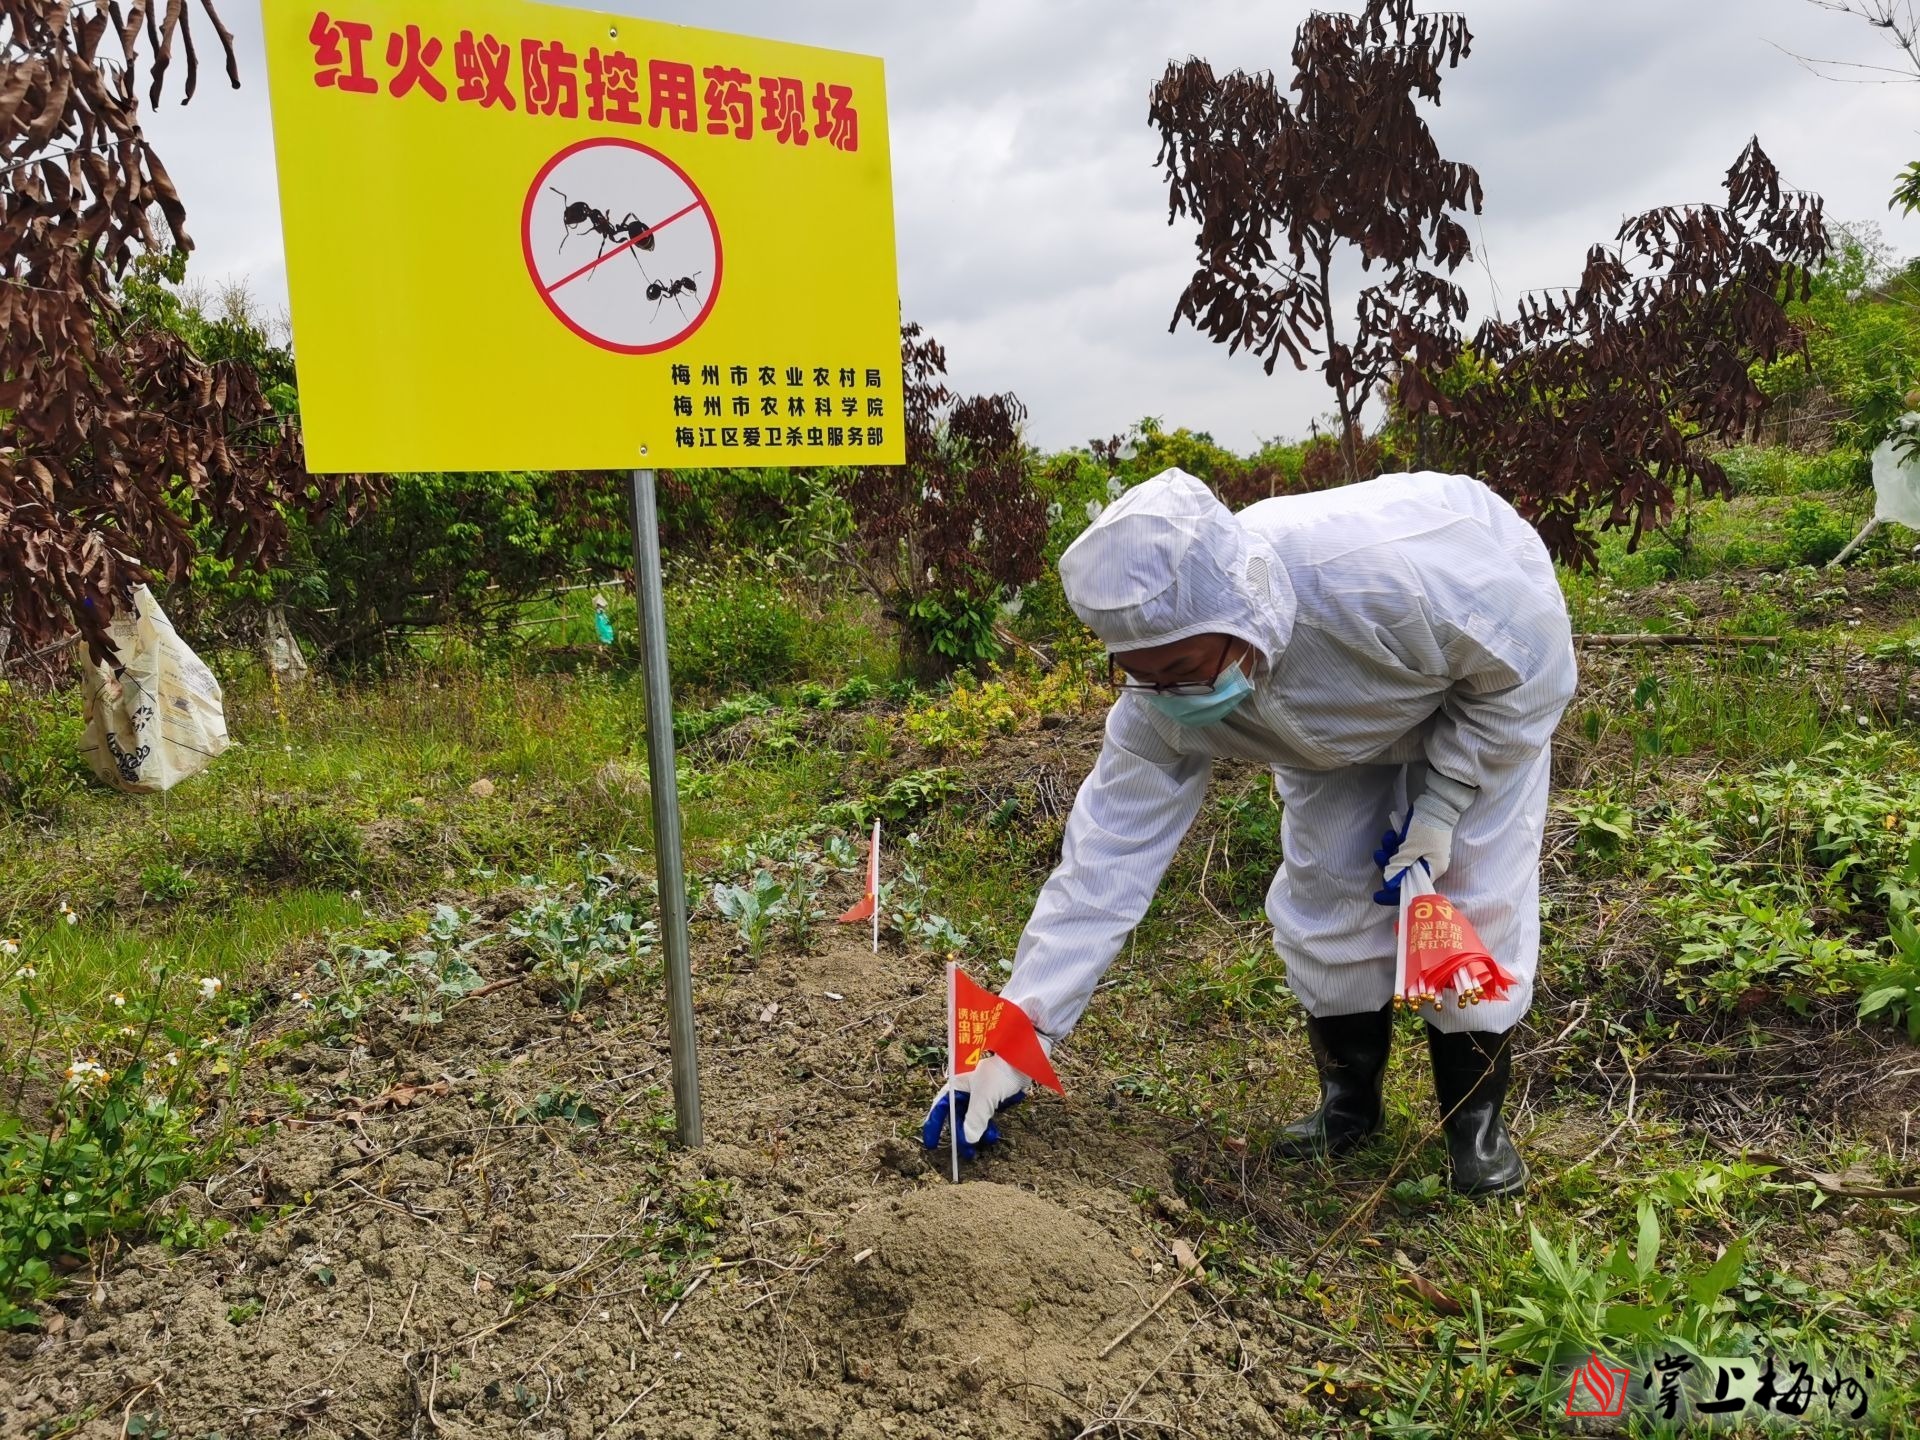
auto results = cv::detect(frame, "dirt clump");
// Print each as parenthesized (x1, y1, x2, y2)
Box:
(812, 1183, 1150, 1406)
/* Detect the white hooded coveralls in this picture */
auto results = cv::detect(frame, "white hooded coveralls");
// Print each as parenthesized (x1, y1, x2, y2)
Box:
(1000, 468, 1577, 1039)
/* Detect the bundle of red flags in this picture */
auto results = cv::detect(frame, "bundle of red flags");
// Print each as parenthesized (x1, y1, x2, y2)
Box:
(948, 963, 1062, 1094)
(1395, 871, 1517, 1010)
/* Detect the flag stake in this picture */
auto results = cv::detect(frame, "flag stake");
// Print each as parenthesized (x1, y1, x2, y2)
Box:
(946, 960, 961, 1183)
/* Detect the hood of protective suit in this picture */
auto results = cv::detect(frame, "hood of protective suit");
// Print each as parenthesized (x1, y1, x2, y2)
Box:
(1058, 467, 1295, 661)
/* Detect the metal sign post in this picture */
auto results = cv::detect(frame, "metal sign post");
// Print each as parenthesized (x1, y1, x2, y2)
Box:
(628, 469, 702, 1147)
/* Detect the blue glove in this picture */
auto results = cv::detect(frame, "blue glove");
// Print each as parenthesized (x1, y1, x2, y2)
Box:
(921, 1087, 1024, 1160)
(1373, 819, 1429, 905)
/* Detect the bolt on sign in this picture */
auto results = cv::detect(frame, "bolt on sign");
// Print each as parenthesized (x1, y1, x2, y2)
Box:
(261, 0, 903, 472)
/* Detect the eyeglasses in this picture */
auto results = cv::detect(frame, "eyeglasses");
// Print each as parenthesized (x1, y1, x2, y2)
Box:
(1108, 636, 1238, 695)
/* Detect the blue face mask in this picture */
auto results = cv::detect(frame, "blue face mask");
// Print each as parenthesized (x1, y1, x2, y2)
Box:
(1147, 660, 1254, 727)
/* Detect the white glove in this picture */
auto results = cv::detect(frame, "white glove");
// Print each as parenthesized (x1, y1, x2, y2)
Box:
(959, 1053, 1033, 1144)
(924, 1035, 1053, 1148)
(1384, 770, 1477, 886)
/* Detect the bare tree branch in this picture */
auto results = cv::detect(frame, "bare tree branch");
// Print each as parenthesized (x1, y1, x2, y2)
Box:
(1787, 0, 1920, 80)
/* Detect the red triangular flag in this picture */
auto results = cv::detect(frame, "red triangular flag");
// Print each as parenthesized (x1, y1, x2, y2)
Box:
(984, 999, 1063, 1095)
(950, 964, 999, 1077)
(836, 820, 879, 923)
(949, 965, 1063, 1094)
(948, 971, 1067, 1090)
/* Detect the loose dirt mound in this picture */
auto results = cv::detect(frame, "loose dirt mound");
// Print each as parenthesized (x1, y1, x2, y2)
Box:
(0, 843, 1298, 1439)
(804, 1183, 1153, 1419)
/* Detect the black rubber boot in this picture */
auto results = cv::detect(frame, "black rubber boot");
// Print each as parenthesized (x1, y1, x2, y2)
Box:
(1425, 1024, 1528, 1198)
(1272, 1001, 1393, 1159)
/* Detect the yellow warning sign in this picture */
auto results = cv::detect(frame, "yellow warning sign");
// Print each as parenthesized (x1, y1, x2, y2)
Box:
(261, 0, 903, 472)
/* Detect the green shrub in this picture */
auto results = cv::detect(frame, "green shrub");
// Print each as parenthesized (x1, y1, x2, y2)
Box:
(182, 804, 366, 889)
(1493, 1201, 1750, 1403)
(1719, 445, 1867, 496)
(0, 684, 91, 823)
(1781, 500, 1854, 567)
(905, 592, 1002, 671)
(509, 862, 655, 1012)
(138, 862, 195, 906)
(664, 569, 812, 694)
(1666, 881, 1869, 1015)
(1728, 593, 1791, 636)
(1603, 537, 1691, 587)
(1861, 839, 1920, 1039)
(1634, 736, 1920, 1015)
(246, 806, 365, 886)
(1562, 790, 1635, 865)
(1757, 227, 1920, 457)
(213, 470, 626, 668)
(1, 1002, 208, 1327)
(327, 903, 489, 1029)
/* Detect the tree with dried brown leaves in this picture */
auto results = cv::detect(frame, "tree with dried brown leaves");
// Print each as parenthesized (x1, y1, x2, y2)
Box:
(1420, 141, 1829, 566)
(1149, 0, 1481, 482)
(0, 0, 363, 669)
(841, 323, 1047, 670)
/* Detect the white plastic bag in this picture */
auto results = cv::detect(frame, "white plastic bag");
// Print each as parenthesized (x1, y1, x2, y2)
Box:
(265, 605, 309, 689)
(1870, 434, 1920, 529)
(79, 586, 230, 793)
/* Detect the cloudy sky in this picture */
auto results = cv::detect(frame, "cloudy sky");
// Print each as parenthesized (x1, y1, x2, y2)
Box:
(147, 0, 1920, 452)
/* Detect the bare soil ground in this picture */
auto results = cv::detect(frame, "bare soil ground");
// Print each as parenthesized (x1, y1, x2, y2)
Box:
(0, 887, 1294, 1439)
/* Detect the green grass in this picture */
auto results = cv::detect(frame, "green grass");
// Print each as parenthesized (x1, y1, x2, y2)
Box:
(1567, 653, 1845, 771)
(1586, 490, 1878, 588)
(13, 889, 364, 1021)
(1719, 444, 1871, 497)
(0, 610, 887, 1096)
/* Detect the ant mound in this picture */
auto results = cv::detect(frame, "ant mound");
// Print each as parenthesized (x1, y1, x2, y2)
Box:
(807, 1182, 1149, 1405)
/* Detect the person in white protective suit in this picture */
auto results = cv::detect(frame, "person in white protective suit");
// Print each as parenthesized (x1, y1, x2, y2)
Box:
(923, 467, 1577, 1197)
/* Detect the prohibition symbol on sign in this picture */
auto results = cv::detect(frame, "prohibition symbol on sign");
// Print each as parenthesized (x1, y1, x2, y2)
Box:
(521, 138, 723, 355)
